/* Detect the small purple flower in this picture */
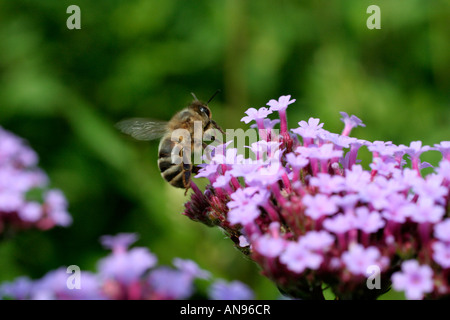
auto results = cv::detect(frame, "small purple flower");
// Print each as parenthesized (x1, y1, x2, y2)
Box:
(44, 189, 72, 227)
(173, 258, 211, 280)
(196, 163, 219, 180)
(0, 127, 38, 167)
(432, 242, 450, 269)
(241, 107, 273, 130)
(279, 241, 323, 273)
(16, 147, 39, 168)
(31, 268, 102, 300)
(212, 171, 233, 189)
(0, 190, 23, 212)
(310, 173, 345, 194)
(395, 167, 421, 188)
(228, 160, 259, 178)
(208, 279, 254, 300)
(308, 144, 343, 161)
(1, 270, 103, 300)
(18, 202, 43, 222)
(285, 152, 309, 170)
(403, 141, 431, 174)
(203, 141, 231, 159)
(292, 117, 325, 142)
(44, 189, 67, 209)
(412, 174, 447, 204)
(392, 260, 434, 300)
(357, 183, 389, 210)
(354, 207, 385, 233)
(298, 230, 335, 251)
(342, 244, 385, 276)
(0, 127, 57, 234)
(381, 196, 412, 224)
(332, 194, 360, 212)
(211, 148, 243, 166)
(434, 219, 450, 242)
(250, 118, 280, 130)
(0, 276, 33, 300)
(368, 140, 394, 156)
(0, 129, 21, 160)
(370, 157, 399, 177)
(266, 95, 296, 135)
(48, 210, 72, 227)
(148, 267, 194, 299)
(340, 112, 365, 136)
(302, 194, 338, 220)
(239, 235, 250, 247)
(436, 160, 450, 181)
(344, 165, 371, 193)
(245, 162, 283, 187)
(98, 247, 157, 285)
(254, 234, 286, 258)
(434, 141, 450, 160)
(249, 141, 281, 160)
(408, 197, 444, 224)
(101, 233, 139, 253)
(321, 132, 358, 149)
(323, 213, 355, 234)
(266, 95, 296, 112)
(227, 188, 264, 226)
(295, 145, 320, 158)
(404, 141, 431, 158)
(374, 175, 404, 195)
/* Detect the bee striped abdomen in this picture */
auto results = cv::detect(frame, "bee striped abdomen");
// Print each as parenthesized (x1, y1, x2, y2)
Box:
(158, 136, 192, 189)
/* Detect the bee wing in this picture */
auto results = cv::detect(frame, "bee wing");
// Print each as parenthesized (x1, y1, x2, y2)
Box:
(115, 118, 169, 141)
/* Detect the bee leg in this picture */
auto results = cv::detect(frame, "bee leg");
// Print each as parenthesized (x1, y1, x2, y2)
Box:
(184, 178, 191, 196)
(182, 163, 192, 195)
(211, 120, 225, 135)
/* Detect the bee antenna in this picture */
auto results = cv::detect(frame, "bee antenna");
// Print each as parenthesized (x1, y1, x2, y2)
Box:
(191, 92, 199, 101)
(207, 89, 221, 105)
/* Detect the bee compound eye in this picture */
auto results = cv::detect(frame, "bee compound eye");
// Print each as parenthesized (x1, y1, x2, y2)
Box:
(199, 106, 210, 117)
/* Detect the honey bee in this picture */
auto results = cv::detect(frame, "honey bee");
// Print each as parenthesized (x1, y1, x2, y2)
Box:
(116, 91, 223, 191)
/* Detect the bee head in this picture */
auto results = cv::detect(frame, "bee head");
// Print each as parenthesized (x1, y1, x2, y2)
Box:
(189, 101, 211, 119)
(184, 96, 223, 135)
(188, 90, 222, 131)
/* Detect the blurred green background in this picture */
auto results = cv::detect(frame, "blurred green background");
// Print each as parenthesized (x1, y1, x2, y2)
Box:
(0, 0, 449, 299)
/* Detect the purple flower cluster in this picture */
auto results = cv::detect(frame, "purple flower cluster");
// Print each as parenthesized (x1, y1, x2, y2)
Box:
(0, 126, 72, 234)
(0, 233, 254, 300)
(184, 95, 450, 299)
